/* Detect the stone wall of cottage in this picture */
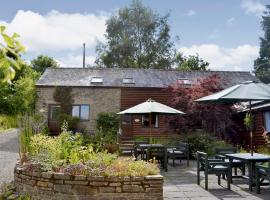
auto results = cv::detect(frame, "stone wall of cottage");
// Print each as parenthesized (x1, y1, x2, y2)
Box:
(14, 165, 163, 200)
(36, 86, 121, 133)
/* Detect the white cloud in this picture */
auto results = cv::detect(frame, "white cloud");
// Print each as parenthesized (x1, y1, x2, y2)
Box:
(56, 54, 96, 68)
(0, 10, 108, 52)
(226, 17, 235, 25)
(179, 44, 259, 71)
(186, 10, 196, 17)
(241, 0, 266, 16)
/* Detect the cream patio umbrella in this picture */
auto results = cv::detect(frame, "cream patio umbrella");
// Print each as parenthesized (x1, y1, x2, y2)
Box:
(118, 99, 185, 138)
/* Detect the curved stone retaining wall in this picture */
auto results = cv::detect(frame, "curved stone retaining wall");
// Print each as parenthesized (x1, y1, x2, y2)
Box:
(14, 165, 163, 200)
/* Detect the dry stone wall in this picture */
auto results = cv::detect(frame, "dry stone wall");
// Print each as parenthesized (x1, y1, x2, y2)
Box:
(14, 165, 163, 200)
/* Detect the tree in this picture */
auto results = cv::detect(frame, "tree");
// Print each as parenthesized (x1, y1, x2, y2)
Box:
(175, 53, 209, 71)
(0, 64, 39, 114)
(95, 0, 175, 69)
(167, 74, 237, 140)
(0, 25, 25, 83)
(31, 55, 58, 74)
(254, 5, 270, 83)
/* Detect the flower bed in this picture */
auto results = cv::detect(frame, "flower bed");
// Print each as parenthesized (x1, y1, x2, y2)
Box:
(14, 165, 163, 200)
(16, 131, 163, 199)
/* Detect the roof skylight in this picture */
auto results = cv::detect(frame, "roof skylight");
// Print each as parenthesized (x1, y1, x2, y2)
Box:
(91, 77, 103, 83)
(123, 78, 135, 84)
(177, 78, 192, 85)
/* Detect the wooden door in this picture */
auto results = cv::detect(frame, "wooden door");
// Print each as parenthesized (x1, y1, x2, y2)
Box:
(121, 115, 133, 138)
(48, 104, 61, 135)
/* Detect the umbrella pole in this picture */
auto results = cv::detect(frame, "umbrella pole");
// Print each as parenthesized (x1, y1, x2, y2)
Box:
(249, 100, 253, 156)
(149, 113, 152, 143)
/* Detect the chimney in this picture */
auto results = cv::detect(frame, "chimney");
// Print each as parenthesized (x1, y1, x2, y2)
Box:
(83, 43, 85, 68)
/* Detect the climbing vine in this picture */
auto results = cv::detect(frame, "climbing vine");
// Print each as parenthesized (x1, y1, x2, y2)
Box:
(53, 86, 74, 115)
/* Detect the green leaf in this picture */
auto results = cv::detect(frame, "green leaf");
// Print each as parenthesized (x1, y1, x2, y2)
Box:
(0, 25, 6, 33)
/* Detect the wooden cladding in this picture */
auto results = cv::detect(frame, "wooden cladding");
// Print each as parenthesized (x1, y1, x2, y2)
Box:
(237, 111, 267, 147)
(120, 87, 175, 137)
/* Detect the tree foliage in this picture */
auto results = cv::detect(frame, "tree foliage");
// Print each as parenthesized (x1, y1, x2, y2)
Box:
(167, 74, 237, 140)
(31, 55, 58, 74)
(0, 64, 39, 115)
(95, 0, 175, 69)
(0, 25, 25, 83)
(254, 5, 270, 83)
(175, 53, 209, 71)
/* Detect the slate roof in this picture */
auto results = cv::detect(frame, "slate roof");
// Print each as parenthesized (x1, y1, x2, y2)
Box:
(36, 68, 257, 88)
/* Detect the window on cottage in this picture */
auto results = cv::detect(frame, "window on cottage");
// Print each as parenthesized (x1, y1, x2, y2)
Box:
(122, 115, 132, 125)
(72, 105, 80, 118)
(81, 105, 90, 120)
(264, 111, 270, 132)
(142, 114, 158, 128)
(72, 105, 90, 120)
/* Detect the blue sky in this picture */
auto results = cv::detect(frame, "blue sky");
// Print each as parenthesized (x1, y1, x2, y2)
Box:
(0, 0, 268, 71)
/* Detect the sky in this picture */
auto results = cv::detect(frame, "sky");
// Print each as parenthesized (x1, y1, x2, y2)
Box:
(0, 0, 268, 71)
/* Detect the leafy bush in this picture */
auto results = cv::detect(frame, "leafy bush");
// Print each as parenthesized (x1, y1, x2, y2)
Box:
(96, 112, 119, 132)
(150, 136, 180, 145)
(59, 114, 80, 132)
(90, 112, 120, 152)
(181, 132, 232, 157)
(0, 114, 17, 131)
(0, 183, 31, 200)
(256, 145, 270, 155)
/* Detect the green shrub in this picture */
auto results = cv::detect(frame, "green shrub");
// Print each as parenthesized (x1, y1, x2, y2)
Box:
(0, 183, 31, 200)
(181, 132, 232, 157)
(59, 114, 80, 132)
(96, 112, 119, 133)
(256, 145, 270, 155)
(150, 136, 180, 145)
(181, 132, 214, 158)
(0, 114, 17, 131)
(207, 140, 232, 156)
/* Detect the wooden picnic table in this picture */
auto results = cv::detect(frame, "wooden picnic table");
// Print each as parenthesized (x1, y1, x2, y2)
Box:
(226, 153, 270, 191)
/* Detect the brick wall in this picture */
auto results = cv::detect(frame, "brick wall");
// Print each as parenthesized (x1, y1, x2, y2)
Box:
(36, 86, 121, 133)
(14, 165, 163, 200)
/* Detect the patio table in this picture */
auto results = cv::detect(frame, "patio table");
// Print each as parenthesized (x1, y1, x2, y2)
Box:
(226, 153, 270, 191)
(137, 144, 164, 160)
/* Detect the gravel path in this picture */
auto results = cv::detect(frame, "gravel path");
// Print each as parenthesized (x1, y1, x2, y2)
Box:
(0, 129, 19, 186)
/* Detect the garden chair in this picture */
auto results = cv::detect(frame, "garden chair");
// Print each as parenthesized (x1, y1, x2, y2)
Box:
(167, 142, 189, 166)
(133, 140, 149, 160)
(197, 151, 231, 190)
(255, 158, 270, 194)
(147, 146, 168, 172)
(215, 147, 245, 178)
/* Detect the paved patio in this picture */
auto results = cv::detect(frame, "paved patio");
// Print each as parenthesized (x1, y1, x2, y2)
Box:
(162, 160, 269, 200)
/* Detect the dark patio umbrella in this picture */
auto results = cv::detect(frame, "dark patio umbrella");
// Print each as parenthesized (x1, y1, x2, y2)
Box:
(118, 99, 185, 138)
(195, 81, 270, 155)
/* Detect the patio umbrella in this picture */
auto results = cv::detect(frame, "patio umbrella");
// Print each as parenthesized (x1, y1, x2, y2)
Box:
(118, 99, 185, 138)
(195, 81, 270, 155)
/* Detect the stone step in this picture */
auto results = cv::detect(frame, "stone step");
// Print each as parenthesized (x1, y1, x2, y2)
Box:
(119, 140, 134, 144)
(119, 144, 134, 147)
(119, 146, 134, 150)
